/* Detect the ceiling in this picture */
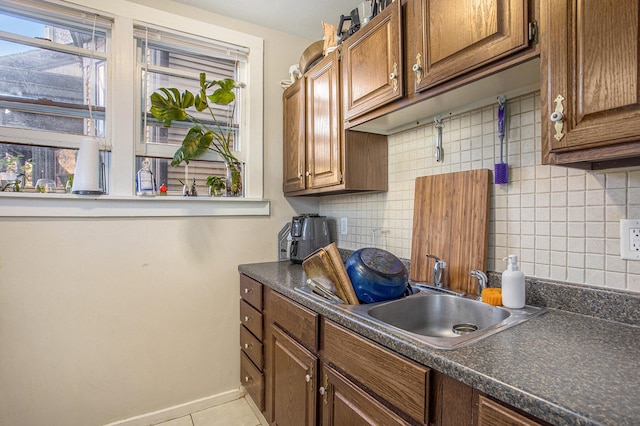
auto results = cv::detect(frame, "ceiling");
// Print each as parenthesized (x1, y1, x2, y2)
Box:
(169, 0, 362, 40)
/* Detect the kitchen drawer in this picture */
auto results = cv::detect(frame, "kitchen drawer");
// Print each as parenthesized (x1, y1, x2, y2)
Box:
(240, 274, 263, 310)
(321, 319, 430, 424)
(240, 299, 263, 340)
(241, 352, 264, 411)
(265, 288, 318, 352)
(240, 324, 263, 369)
(478, 394, 547, 426)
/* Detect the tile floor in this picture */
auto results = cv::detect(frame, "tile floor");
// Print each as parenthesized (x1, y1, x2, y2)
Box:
(154, 398, 263, 426)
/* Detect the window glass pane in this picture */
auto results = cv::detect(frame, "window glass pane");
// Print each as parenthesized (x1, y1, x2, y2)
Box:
(0, 11, 107, 137)
(136, 156, 225, 195)
(0, 142, 109, 193)
(0, 11, 107, 52)
(138, 36, 240, 152)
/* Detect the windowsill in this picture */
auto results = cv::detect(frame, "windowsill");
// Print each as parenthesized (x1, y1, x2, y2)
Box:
(0, 192, 270, 217)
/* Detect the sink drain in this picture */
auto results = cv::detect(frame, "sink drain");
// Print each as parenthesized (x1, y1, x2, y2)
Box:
(452, 323, 479, 335)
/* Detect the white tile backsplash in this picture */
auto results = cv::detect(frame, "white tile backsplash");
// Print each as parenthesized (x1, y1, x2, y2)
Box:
(319, 91, 640, 292)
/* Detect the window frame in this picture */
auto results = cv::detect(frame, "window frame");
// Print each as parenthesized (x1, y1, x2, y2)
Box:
(0, 0, 267, 217)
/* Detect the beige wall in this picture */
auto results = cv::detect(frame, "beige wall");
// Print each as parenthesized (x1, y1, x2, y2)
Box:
(0, 1, 318, 425)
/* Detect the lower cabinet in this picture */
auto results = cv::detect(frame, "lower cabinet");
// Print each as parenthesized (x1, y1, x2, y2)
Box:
(244, 280, 547, 426)
(268, 324, 317, 426)
(321, 365, 411, 426)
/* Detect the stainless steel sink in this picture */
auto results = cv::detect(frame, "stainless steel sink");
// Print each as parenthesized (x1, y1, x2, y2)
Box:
(341, 291, 546, 350)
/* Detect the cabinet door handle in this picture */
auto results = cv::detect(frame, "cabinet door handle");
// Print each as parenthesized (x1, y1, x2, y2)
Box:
(244, 316, 251, 322)
(305, 374, 311, 383)
(318, 386, 325, 395)
(244, 375, 252, 384)
(244, 343, 251, 349)
(243, 287, 252, 294)
(551, 94, 565, 141)
(305, 171, 311, 177)
(413, 53, 422, 85)
(389, 62, 399, 92)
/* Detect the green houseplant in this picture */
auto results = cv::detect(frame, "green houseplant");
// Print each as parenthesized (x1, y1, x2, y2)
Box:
(206, 175, 225, 197)
(149, 73, 243, 196)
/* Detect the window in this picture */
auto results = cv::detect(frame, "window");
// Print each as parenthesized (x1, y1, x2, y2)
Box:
(0, 0, 110, 192)
(135, 25, 248, 195)
(0, 0, 266, 216)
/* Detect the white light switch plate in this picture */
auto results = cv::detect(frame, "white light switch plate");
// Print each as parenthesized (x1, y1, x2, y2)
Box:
(620, 219, 640, 260)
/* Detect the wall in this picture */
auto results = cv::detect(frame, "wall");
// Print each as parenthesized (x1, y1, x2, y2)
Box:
(321, 92, 640, 293)
(0, 1, 318, 425)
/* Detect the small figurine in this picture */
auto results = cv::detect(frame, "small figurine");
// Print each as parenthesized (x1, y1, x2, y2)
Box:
(190, 178, 197, 196)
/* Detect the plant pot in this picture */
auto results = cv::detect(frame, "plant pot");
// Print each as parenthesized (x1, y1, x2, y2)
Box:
(225, 161, 244, 197)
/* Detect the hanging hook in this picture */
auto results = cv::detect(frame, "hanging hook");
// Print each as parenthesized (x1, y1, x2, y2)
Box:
(433, 115, 444, 162)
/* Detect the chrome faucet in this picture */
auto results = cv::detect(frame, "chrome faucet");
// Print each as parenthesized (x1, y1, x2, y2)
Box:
(470, 269, 488, 299)
(425, 254, 447, 288)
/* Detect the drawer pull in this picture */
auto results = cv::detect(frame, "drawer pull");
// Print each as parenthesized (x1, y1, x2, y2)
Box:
(244, 343, 251, 349)
(551, 94, 565, 141)
(243, 288, 252, 294)
(244, 375, 252, 384)
(244, 315, 252, 322)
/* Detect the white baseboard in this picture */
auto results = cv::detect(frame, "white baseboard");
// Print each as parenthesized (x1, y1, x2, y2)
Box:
(104, 388, 245, 426)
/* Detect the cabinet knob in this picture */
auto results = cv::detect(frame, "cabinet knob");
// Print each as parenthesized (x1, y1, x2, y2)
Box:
(243, 288, 252, 294)
(244, 375, 252, 384)
(550, 111, 563, 122)
(389, 62, 399, 92)
(412, 64, 421, 72)
(319, 386, 326, 395)
(305, 171, 311, 177)
(244, 343, 251, 349)
(244, 316, 251, 322)
(305, 374, 311, 383)
(413, 53, 423, 84)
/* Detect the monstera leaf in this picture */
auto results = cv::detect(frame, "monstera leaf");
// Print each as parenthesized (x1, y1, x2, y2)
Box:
(150, 88, 195, 126)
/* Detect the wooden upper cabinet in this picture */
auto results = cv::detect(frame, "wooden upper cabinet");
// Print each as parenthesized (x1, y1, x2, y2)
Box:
(411, 0, 530, 92)
(306, 50, 342, 189)
(282, 78, 306, 193)
(342, 0, 403, 122)
(541, 0, 640, 168)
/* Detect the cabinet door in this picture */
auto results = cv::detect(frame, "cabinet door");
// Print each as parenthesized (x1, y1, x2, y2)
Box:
(306, 50, 342, 189)
(268, 324, 317, 426)
(412, 0, 529, 92)
(541, 0, 640, 167)
(342, 0, 403, 122)
(283, 78, 306, 193)
(321, 365, 411, 426)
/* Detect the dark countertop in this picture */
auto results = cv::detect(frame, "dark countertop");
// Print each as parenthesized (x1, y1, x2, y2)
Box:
(239, 261, 640, 426)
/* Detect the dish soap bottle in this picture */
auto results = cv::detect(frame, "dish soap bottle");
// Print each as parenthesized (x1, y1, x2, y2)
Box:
(502, 255, 525, 309)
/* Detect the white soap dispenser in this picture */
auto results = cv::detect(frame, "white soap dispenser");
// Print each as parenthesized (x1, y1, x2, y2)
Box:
(501, 255, 525, 309)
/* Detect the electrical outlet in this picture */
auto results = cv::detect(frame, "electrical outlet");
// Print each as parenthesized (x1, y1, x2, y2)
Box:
(340, 217, 348, 235)
(620, 219, 640, 260)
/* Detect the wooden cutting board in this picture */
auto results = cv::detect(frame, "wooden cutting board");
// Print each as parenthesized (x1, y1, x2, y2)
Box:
(410, 169, 491, 295)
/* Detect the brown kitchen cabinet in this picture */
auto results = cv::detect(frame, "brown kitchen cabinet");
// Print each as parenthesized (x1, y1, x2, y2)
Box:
(320, 365, 411, 426)
(282, 77, 306, 193)
(249, 280, 547, 425)
(263, 287, 320, 424)
(239, 275, 265, 411)
(407, 0, 531, 93)
(282, 50, 388, 196)
(341, 0, 403, 123)
(540, 0, 640, 169)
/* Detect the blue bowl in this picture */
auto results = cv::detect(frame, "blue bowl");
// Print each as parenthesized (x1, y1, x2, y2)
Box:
(345, 248, 408, 303)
